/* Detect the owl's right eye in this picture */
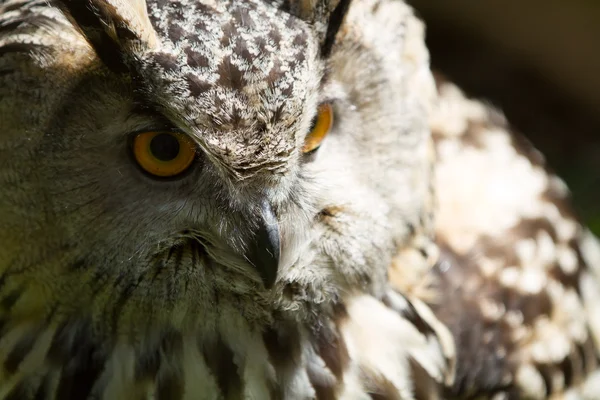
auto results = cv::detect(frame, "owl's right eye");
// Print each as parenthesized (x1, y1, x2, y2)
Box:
(132, 131, 197, 178)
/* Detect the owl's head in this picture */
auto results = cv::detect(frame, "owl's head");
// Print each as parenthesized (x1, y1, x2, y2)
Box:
(0, 0, 435, 332)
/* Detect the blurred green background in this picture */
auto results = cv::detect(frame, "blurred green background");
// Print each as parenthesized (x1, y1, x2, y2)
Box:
(408, 0, 600, 235)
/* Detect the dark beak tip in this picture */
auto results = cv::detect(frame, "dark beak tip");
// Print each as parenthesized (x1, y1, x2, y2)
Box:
(247, 200, 280, 289)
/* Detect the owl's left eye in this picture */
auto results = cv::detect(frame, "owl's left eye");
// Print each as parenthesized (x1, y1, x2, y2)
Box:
(302, 103, 333, 154)
(132, 131, 197, 178)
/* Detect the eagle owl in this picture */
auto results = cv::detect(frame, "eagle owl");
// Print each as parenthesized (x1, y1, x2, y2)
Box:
(1, 0, 600, 399)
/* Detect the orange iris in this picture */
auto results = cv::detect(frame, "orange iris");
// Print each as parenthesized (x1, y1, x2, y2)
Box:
(302, 103, 333, 154)
(132, 131, 197, 177)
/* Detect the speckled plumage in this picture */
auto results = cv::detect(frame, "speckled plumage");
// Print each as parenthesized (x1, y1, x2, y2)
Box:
(427, 78, 600, 399)
(0, 0, 599, 399)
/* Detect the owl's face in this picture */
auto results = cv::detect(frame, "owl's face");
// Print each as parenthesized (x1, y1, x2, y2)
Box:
(0, 0, 434, 332)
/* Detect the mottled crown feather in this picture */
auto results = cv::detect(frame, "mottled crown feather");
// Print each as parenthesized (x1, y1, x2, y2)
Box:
(55, 0, 351, 69)
(275, 0, 352, 56)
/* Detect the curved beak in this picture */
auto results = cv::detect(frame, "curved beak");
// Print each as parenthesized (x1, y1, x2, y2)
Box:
(246, 200, 280, 289)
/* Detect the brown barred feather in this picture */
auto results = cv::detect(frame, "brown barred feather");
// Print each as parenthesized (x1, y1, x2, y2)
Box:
(429, 76, 600, 399)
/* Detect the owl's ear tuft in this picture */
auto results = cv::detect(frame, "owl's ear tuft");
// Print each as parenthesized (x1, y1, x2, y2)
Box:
(281, 0, 352, 57)
(54, 0, 158, 72)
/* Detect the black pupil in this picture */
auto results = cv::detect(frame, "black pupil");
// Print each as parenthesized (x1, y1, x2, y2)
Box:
(309, 115, 318, 132)
(150, 133, 180, 161)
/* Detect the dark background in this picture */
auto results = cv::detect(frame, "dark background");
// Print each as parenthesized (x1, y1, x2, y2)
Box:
(408, 0, 600, 234)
